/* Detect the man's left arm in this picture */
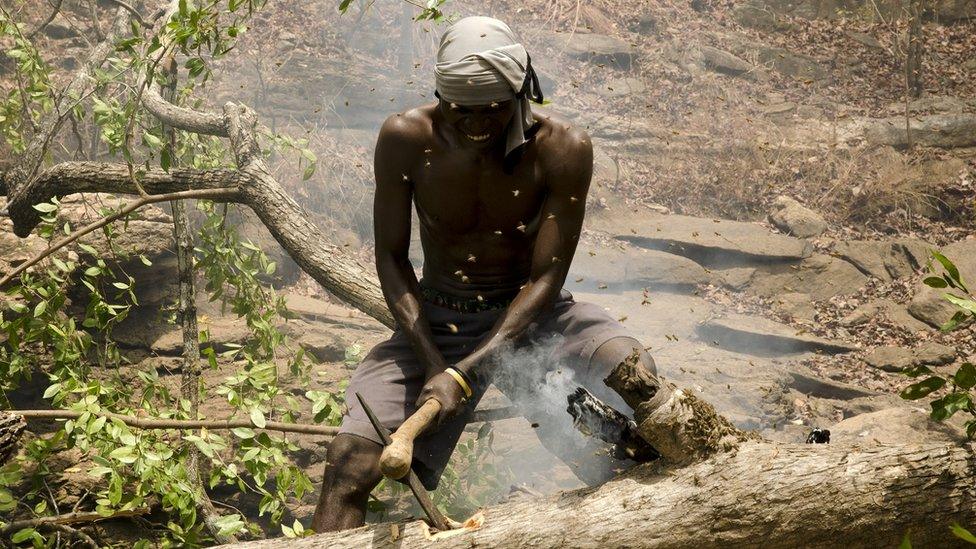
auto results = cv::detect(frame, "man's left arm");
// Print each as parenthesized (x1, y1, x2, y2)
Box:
(418, 129, 593, 421)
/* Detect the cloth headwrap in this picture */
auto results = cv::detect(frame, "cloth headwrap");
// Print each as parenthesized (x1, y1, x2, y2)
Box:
(434, 16, 544, 165)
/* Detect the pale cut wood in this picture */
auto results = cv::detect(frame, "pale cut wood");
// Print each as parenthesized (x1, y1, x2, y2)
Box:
(381, 399, 442, 479)
(225, 442, 976, 548)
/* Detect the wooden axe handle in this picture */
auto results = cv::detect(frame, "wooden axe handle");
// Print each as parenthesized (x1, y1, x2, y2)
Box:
(380, 399, 441, 479)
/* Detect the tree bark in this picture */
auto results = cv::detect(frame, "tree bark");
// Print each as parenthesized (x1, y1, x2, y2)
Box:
(223, 442, 976, 548)
(0, 412, 26, 465)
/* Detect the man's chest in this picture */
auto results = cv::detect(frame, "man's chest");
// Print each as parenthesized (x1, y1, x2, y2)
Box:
(412, 154, 548, 235)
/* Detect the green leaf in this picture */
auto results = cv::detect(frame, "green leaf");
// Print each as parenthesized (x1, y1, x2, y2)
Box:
(932, 251, 961, 284)
(942, 311, 970, 332)
(923, 276, 948, 288)
(250, 407, 266, 429)
(42, 383, 61, 399)
(231, 427, 255, 439)
(944, 294, 976, 316)
(109, 446, 134, 461)
(32, 202, 57, 213)
(898, 532, 912, 549)
(931, 393, 972, 421)
(11, 528, 37, 543)
(900, 376, 946, 400)
(112, 281, 130, 290)
(32, 300, 46, 317)
(951, 523, 976, 544)
(955, 363, 976, 390)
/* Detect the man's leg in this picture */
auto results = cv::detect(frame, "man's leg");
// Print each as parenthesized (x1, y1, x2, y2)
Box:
(311, 434, 383, 532)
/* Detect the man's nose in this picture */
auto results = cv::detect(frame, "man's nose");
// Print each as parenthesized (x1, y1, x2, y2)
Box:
(462, 117, 490, 133)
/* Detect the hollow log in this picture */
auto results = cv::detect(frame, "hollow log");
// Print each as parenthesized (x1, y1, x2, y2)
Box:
(224, 442, 975, 548)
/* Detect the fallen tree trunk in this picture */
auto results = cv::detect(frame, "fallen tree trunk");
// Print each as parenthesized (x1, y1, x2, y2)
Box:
(224, 441, 975, 548)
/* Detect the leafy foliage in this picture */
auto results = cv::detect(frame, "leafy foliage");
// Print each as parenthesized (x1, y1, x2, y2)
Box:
(900, 252, 976, 440)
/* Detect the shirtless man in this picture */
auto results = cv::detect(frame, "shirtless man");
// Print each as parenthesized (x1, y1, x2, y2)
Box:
(311, 16, 658, 532)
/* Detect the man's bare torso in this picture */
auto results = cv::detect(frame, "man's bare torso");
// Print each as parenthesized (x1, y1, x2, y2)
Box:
(391, 103, 575, 300)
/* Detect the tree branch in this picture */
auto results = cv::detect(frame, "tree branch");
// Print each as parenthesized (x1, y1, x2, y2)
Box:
(5, 161, 244, 236)
(7, 410, 341, 437)
(0, 187, 238, 288)
(26, 0, 65, 40)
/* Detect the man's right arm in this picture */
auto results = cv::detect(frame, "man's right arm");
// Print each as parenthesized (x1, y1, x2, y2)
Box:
(373, 114, 450, 378)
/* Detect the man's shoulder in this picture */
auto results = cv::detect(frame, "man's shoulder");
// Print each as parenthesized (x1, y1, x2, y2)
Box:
(377, 105, 436, 150)
(533, 110, 592, 169)
(535, 109, 591, 157)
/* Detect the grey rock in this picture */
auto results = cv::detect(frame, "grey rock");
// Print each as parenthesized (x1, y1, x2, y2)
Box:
(834, 240, 890, 280)
(768, 196, 827, 238)
(697, 313, 858, 356)
(733, 2, 793, 31)
(763, 102, 797, 117)
(717, 267, 757, 291)
(698, 46, 755, 77)
(772, 292, 818, 321)
(830, 407, 967, 446)
(634, 14, 658, 34)
(864, 114, 976, 149)
(748, 254, 868, 300)
(602, 77, 646, 98)
(840, 301, 883, 327)
(914, 341, 956, 366)
(568, 245, 715, 292)
(843, 30, 883, 49)
(549, 32, 636, 69)
(863, 346, 915, 372)
(610, 213, 813, 268)
(909, 239, 976, 327)
(834, 238, 933, 281)
(884, 239, 932, 279)
(754, 46, 827, 81)
(42, 23, 79, 40)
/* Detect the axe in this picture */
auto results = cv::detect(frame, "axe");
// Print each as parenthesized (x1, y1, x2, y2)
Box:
(355, 393, 456, 531)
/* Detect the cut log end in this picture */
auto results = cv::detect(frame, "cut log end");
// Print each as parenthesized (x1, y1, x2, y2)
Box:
(605, 349, 760, 465)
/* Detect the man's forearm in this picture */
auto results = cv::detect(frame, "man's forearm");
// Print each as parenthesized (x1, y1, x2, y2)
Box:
(376, 255, 450, 375)
(453, 277, 561, 384)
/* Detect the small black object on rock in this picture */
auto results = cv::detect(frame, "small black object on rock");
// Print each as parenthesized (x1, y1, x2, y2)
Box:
(806, 428, 830, 444)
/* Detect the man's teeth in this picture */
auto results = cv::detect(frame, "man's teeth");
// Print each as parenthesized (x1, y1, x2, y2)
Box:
(466, 133, 490, 141)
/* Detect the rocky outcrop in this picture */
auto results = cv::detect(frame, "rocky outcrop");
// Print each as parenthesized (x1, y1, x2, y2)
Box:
(746, 254, 868, 300)
(699, 46, 755, 77)
(768, 196, 827, 238)
(750, 0, 976, 23)
(833, 238, 932, 281)
(569, 244, 716, 292)
(609, 212, 813, 267)
(829, 407, 968, 446)
(863, 114, 976, 149)
(545, 32, 636, 69)
(908, 239, 976, 327)
(697, 313, 858, 356)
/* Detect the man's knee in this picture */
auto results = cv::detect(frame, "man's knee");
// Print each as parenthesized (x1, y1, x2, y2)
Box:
(323, 434, 382, 496)
(590, 336, 657, 377)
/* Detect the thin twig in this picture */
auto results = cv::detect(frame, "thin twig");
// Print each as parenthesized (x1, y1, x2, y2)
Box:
(1, 508, 149, 528)
(26, 0, 65, 39)
(102, 0, 150, 27)
(8, 406, 520, 436)
(1, 522, 98, 548)
(0, 188, 238, 288)
(8, 409, 341, 436)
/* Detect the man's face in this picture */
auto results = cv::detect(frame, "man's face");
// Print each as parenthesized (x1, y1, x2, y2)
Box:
(438, 98, 517, 149)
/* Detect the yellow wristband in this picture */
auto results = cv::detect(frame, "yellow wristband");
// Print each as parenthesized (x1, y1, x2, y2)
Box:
(444, 367, 473, 398)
